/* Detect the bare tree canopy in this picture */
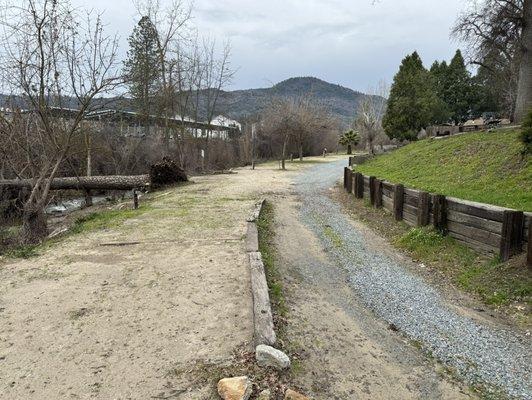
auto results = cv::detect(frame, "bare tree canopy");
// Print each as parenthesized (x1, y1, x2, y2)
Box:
(452, 0, 532, 121)
(0, 0, 120, 243)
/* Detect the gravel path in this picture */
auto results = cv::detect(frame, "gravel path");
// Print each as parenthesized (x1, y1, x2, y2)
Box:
(293, 159, 532, 400)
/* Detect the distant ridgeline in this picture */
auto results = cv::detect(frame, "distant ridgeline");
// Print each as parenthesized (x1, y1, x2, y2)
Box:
(0, 77, 382, 127)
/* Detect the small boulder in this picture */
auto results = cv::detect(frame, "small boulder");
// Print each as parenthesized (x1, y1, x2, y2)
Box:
(255, 345, 290, 370)
(217, 376, 252, 400)
(284, 389, 309, 400)
(258, 389, 271, 399)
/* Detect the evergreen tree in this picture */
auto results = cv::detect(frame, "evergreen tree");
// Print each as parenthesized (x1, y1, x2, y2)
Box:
(123, 16, 161, 133)
(382, 52, 442, 140)
(444, 50, 473, 122)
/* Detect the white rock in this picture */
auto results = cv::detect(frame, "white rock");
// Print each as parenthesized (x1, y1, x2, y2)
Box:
(255, 344, 290, 370)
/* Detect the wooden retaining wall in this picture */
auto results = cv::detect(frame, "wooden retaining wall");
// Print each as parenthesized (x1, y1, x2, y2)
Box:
(343, 168, 531, 266)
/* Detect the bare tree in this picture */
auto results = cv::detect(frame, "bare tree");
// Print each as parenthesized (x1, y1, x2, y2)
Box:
(355, 81, 388, 155)
(0, 0, 120, 243)
(452, 0, 531, 121)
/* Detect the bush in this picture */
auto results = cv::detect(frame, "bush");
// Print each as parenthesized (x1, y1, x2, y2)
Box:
(520, 109, 532, 154)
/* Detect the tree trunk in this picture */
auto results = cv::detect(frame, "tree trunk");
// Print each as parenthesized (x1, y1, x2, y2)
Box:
(347, 144, 352, 155)
(281, 138, 288, 170)
(514, 0, 532, 122)
(21, 203, 48, 244)
(0, 175, 150, 191)
(299, 143, 303, 161)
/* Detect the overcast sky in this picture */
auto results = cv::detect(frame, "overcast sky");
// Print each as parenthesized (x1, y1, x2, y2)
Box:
(71, 0, 467, 93)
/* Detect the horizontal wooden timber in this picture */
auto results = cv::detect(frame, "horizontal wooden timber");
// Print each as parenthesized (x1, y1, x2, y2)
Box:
(383, 196, 393, 212)
(446, 197, 507, 222)
(447, 209, 503, 234)
(403, 211, 417, 226)
(403, 203, 418, 216)
(450, 231, 499, 254)
(447, 221, 501, 248)
(0, 175, 150, 191)
(382, 181, 394, 192)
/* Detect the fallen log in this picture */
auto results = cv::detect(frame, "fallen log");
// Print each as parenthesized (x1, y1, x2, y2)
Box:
(0, 175, 150, 191)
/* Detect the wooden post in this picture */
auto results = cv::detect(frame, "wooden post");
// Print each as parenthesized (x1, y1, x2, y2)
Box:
(374, 179, 383, 208)
(500, 210, 524, 261)
(393, 184, 404, 221)
(133, 189, 139, 210)
(432, 194, 446, 232)
(351, 174, 356, 195)
(417, 191, 430, 226)
(527, 224, 532, 269)
(347, 169, 353, 193)
(369, 176, 376, 205)
(344, 167, 348, 189)
(354, 173, 363, 198)
(84, 190, 93, 207)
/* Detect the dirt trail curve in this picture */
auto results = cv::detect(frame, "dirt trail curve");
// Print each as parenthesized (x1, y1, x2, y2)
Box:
(274, 159, 531, 399)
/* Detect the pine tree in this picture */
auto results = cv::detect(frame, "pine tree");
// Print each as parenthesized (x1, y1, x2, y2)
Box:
(444, 50, 473, 122)
(123, 16, 161, 133)
(382, 52, 441, 140)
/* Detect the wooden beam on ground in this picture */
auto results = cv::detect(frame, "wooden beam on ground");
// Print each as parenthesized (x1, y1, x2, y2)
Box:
(248, 252, 277, 346)
(0, 175, 150, 191)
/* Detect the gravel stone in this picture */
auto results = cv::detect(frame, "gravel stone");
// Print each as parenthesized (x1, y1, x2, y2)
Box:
(292, 159, 532, 400)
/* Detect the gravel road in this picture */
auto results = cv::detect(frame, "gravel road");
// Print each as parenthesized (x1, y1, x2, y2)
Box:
(293, 159, 531, 400)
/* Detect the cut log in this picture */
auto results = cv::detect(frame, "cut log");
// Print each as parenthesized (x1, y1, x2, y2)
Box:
(0, 175, 150, 191)
(249, 252, 276, 346)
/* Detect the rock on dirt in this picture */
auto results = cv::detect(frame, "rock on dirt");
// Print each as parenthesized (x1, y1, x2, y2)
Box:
(255, 344, 290, 370)
(284, 389, 310, 400)
(217, 376, 252, 400)
(258, 389, 271, 399)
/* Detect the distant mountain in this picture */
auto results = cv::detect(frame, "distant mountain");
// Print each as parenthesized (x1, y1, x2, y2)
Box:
(212, 77, 379, 126)
(0, 77, 380, 127)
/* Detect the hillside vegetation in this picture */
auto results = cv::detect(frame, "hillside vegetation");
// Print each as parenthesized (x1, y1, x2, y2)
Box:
(356, 130, 532, 211)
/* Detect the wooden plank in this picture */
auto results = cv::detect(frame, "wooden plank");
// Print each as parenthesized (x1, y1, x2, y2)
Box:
(403, 211, 417, 226)
(404, 187, 421, 197)
(249, 252, 277, 346)
(449, 232, 498, 255)
(382, 181, 394, 192)
(393, 184, 404, 221)
(417, 191, 430, 226)
(404, 192, 419, 207)
(447, 209, 502, 234)
(403, 203, 418, 216)
(446, 197, 506, 222)
(447, 221, 501, 248)
(383, 196, 393, 212)
(382, 188, 393, 198)
(246, 222, 259, 252)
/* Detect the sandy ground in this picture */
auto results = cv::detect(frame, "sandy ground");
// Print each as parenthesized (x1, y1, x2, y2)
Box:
(0, 158, 327, 400)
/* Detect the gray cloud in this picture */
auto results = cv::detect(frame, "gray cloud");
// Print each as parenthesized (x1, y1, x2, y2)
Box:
(71, 0, 466, 91)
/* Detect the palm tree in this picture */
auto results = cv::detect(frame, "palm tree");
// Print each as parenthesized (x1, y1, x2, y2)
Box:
(339, 130, 360, 155)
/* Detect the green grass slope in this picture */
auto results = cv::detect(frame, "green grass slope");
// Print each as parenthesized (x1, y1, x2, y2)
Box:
(356, 130, 532, 211)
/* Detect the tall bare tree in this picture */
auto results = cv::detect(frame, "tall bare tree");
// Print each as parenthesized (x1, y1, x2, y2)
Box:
(0, 0, 120, 243)
(355, 82, 388, 155)
(452, 0, 531, 121)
